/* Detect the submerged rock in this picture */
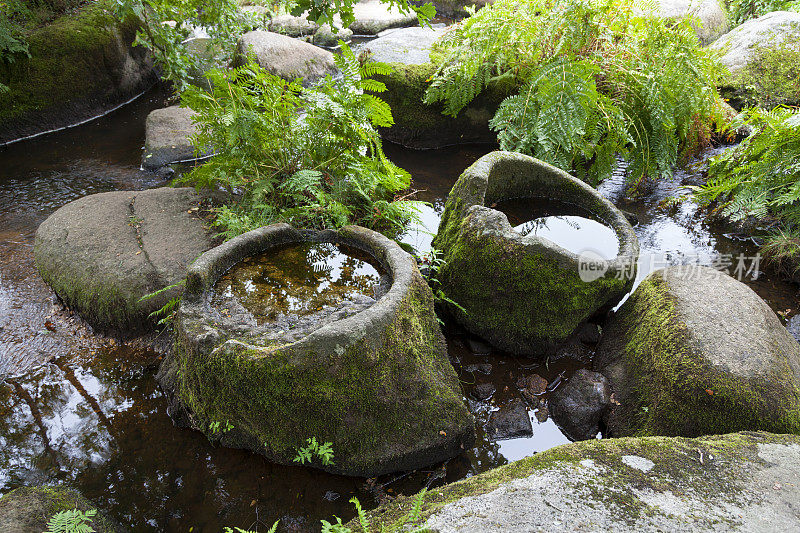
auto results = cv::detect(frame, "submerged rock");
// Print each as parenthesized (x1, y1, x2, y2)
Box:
(486, 399, 532, 441)
(0, 486, 125, 533)
(142, 106, 203, 170)
(158, 223, 474, 476)
(595, 266, 800, 437)
(34, 187, 218, 331)
(549, 369, 610, 441)
(711, 11, 800, 107)
(233, 31, 337, 86)
(432, 151, 639, 355)
(353, 431, 800, 532)
(517, 373, 548, 408)
(472, 381, 496, 401)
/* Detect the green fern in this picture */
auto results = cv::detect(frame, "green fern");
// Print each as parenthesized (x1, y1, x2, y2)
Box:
(694, 107, 800, 226)
(45, 509, 96, 533)
(423, 0, 725, 188)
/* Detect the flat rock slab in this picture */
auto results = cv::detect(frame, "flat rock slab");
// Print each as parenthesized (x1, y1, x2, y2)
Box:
(364, 26, 447, 65)
(143, 106, 202, 170)
(357, 432, 800, 532)
(349, 0, 418, 34)
(234, 30, 337, 86)
(34, 187, 218, 332)
(711, 11, 800, 74)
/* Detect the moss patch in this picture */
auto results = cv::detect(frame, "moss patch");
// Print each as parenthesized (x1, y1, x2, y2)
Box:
(598, 273, 800, 437)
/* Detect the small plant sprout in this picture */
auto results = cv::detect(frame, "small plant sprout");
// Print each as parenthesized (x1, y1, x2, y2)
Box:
(293, 437, 335, 466)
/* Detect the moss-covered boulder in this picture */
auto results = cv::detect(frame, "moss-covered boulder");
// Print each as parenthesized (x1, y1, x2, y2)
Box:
(595, 266, 800, 437)
(0, 485, 124, 533)
(431, 151, 639, 355)
(351, 431, 800, 532)
(34, 187, 218, 332)
(710, 11, 800, 108)
(367, 26, 514, 148)
(158, 223, 475, 476)
(0, 1, 155, 144)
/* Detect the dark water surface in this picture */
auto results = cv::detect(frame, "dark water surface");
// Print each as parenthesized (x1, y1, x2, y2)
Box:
(1, 88, 798, 532)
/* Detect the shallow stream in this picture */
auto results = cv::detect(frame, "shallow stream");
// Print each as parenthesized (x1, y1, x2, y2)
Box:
(1, 87, 798, 532)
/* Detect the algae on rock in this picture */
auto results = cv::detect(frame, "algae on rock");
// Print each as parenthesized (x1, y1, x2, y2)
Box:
(158, 224, 475, 476)
(595, 265, 800, 438)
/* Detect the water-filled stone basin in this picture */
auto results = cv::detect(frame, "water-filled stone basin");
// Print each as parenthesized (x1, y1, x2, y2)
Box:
(432, 151, 640, 356)
(158, 223, 475, 476)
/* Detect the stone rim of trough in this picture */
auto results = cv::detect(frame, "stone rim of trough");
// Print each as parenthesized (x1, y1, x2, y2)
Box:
(447, 150, 640, 277)
(182, 222, 412, 350)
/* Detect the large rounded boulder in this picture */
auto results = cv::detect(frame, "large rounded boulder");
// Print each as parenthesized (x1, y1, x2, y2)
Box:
(157, 223, 475, 476)
(34, 187, 218, 331)
(233, 30, 337, 86)
(595, 266, 800, 437)
(432, 151, 639, 355)
(710, 11, 800, 107)
(142, 106, 203, 170)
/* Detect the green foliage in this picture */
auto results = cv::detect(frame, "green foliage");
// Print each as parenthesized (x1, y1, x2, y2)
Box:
(424, 0, 725, 188)
(293, 436, 335, 465)
(761, 228, 800, 279)
(419, 248, 466, 324)
(45, 508, 96, 533)
(734, 24, 800, 108)
(209, 419, 234, 434)
(178, 43, 421, 239)
(111, 0, 250, 90)
(694, 107, 800, 226)
(320, 489, 428, 533)
(727, 0, 800, 26)
(288, 0, 435, 30)
(0, 0, 31, 92)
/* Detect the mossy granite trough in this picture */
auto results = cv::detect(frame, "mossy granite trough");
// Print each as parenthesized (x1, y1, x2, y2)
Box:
(157, 223, 475, 476)
(432, 151, 639, 355)
(595, 265, 800, 438)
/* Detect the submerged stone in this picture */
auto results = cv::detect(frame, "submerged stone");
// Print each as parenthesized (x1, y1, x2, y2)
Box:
(548, 369, 610, 441)
(595, 266, 800, 438)
(487, 399, 532, 441)
(158, 223, 475, 476)
(353, 432, 800, 532)
(432, 151, 639, 355)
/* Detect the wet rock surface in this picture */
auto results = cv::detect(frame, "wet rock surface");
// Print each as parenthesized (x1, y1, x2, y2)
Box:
(159, 224, 475, 476)
(0, 486, 125, 533)
(33, 187, 218, 331)
(486, 399, 532, 441)
(356, 432, 800, 532)
(517, 373, 548, 408)
(595, 266, 800, 437)
(234, 31, 337, 86)
(548, 368, 610, 441)
(432, 151, 639, 355)
(142, 106, 202, 170)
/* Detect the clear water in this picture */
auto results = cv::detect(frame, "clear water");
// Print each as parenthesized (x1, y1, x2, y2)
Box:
(212, 243, 384, 323)
(494, 198, 620, 259)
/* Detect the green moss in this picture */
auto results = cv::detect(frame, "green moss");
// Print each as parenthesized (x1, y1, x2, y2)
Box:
(725, 24, 800, 108)
(0, 0, 141, 126)
(607, 274, 800, 437)
(171, 274, 472, 475)
(350, 431, 800, 531)
(0, 486, 121, 532)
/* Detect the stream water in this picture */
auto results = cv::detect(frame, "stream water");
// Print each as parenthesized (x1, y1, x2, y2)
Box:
(1, 87, 798, 532)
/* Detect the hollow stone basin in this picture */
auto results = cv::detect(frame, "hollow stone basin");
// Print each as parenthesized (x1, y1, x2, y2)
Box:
(157, 223, 475, 476)
(432, 151, 640, 355)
